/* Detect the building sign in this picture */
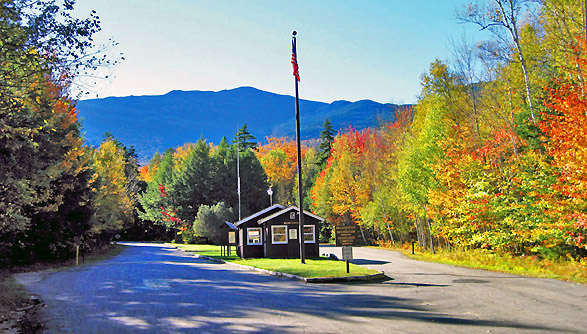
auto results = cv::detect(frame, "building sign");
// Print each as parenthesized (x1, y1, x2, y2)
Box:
(228, 231, 236, 244)
(289, 228, 298, 240)
(335, 222, 359, 246)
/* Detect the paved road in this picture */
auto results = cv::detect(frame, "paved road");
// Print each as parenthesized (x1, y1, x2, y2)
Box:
(16, 243, 587, 333)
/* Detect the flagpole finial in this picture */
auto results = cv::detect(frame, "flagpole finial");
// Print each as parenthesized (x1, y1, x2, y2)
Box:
(292, 31, 297, 36)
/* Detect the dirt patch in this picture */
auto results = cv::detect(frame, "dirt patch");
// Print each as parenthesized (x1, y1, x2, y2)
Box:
(0, 295, 45, 334)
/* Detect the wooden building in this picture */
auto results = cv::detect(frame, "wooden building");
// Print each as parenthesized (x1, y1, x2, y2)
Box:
(234, 204, 285, 258)
(233, 205, 323, 259)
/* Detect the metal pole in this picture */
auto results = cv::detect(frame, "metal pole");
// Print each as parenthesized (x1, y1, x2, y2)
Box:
(293, 31, 305, 264)
(237, 136, 241, 221)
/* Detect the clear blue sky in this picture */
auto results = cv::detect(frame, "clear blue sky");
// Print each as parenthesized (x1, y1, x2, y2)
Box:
(74, 0, 485, 104)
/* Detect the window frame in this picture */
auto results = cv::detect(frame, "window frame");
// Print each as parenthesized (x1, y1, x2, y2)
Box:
(247, 227, 262, 245)
(271, 225, 288, 244)
(303, 225, 315, 243)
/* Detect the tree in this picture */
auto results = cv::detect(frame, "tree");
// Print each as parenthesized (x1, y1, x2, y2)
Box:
(138, 149, 175, 225)
(170, 138, 213, 224)
(457, 0, 538, 119)
(92, 138, 134, 238)
(192, 202, 235, 244)
(233, 124, 258, 151)
(256, 137, 305, 205)
(318, 119, 336, 167)
(225, 146, 268, 217)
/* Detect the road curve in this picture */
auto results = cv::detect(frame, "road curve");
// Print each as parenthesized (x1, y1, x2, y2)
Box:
(15, 243, 587, 333)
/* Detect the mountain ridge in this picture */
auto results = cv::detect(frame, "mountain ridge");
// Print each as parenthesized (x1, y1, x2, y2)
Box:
(76, 86, 408, 162)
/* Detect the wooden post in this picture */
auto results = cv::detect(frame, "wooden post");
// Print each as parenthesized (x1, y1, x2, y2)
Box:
(76, 245, 80, 266)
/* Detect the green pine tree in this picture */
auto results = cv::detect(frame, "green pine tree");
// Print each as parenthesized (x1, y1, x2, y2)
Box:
(318, 118, 336, 167)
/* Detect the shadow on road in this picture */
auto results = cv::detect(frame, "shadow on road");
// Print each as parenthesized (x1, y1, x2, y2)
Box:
(350, 259, 390, 265)
(29, 244, 569, 333)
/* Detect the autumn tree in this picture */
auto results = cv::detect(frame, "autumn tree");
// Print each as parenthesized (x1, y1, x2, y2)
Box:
(458, 0, 539, 118)
(256, 137, 305, 205)
(91, 138, 134, 240)
(0, 0, 114, 265)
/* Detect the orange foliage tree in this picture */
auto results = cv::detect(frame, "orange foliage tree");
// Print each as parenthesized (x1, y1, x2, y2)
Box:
(256, 137, 307, 205)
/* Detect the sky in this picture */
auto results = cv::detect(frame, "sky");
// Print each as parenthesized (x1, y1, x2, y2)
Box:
(73, 0, 486, 104)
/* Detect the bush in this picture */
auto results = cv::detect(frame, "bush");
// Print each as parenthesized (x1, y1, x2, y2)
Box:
(192, 202, 235, 244)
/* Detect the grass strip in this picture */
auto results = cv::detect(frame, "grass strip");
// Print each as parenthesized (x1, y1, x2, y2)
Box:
(174, 243, 378, 278)
(380, 245, 587, 284)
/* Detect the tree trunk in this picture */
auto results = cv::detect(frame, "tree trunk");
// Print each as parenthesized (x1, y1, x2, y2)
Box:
(386, 221, 395, 244)
(426, 216, 435, 253)
(358, 224, 368, 245)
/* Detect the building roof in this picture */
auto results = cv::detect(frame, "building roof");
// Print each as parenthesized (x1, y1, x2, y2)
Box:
(233, 204, 286, 227)
(257, 206, 324, 225)
(218, 221, 237, 229)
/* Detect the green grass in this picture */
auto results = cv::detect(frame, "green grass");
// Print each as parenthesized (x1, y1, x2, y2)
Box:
(232, 257, 378, 278)
(174, 243, 240, 261)
(175, 243, 379, 278)
(377, 245, 587, 284)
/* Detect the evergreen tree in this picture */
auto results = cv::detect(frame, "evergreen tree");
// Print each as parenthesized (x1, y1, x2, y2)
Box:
(233, 124, 258, 151)
(170, 138, 213, 223)
(209, 137, 233, 204)
(318, 118, 336, 167)
(224, 146, 268, 217)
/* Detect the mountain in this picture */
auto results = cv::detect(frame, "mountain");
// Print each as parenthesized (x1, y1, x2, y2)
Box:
(76, 87, 407, 162)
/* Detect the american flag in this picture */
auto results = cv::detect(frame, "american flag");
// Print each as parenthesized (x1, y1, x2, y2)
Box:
(291, 38, 300, 82)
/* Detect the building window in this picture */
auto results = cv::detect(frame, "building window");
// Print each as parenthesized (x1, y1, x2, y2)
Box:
(290, 212, 296, 220)
(303, 225, 315, 243)
(272, 225, 287, 244)
(247, 228, 262, 245)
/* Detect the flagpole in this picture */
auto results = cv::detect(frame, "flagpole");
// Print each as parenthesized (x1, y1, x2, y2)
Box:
(237, 131, 241, 221)
(292, 31, 305, 264)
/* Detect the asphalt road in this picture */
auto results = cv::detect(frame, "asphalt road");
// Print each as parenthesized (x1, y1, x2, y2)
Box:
(15, 243, 587, 333)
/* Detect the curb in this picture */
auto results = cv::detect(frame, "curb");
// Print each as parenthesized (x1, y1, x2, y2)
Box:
(166, 243, 387, 283)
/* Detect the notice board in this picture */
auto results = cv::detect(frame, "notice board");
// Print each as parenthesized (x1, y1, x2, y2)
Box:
(335, 222, 359, 246)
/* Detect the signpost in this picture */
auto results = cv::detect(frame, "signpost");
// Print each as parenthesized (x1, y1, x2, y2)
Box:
(342, 246, 353, 273)
(335, 222, 359, 273)
(409, 231, 418, 255)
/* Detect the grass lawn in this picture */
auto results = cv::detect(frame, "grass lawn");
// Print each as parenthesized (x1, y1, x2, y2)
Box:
(174, 243, 240, 261)
(378, 245, 587, 284)
(174, 243, 379, 278)
(232, 257, 377, 278)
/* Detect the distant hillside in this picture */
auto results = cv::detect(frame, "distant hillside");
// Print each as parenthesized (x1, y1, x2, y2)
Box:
(76, 87, 408, 162)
